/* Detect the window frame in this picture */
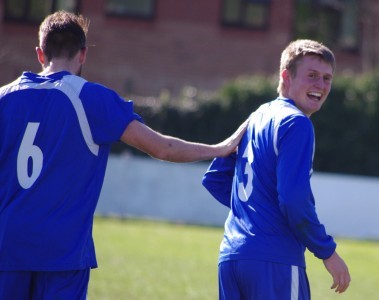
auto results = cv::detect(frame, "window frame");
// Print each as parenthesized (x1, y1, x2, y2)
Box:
(294, 0, 359, 52)
(105, 0, 157, 20)
(220, 0, 272, 30)
(3, 0, 81, 24)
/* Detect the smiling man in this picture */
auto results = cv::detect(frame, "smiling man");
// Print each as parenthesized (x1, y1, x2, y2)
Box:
(202, 40, 351, 300)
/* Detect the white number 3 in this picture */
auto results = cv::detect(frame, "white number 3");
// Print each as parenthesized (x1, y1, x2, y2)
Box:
(237, 143, 254, 202)
(17, 122, 43, 189)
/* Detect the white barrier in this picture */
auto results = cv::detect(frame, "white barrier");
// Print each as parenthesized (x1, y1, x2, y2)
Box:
(96, 154, 379, 240)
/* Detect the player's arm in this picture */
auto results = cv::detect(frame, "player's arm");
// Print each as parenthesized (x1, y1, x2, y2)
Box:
(120, 119, 247, 163)
(277, 115, 350, 293)
(202, 153, 236, 208)
(277, 116, 335, 257)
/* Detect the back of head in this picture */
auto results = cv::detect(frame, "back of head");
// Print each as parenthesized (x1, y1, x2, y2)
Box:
(277, 39, 335, 94)
(39, 11, 89, 62)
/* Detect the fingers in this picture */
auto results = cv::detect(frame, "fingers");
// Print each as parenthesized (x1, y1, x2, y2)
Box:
(331, 272, 351, 293)
(324, 251, 351, 294)
(330, 280, 338, 291)
(222, 118, 250, 151)
(234, 117, 250, 135)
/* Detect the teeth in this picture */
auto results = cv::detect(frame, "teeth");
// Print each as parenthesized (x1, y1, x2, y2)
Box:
(308, 92, 322, 97)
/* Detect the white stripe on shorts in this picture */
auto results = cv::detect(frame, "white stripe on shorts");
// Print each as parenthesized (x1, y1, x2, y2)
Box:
(291, 265, 299, 300)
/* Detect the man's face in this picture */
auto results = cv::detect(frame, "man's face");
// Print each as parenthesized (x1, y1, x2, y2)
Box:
(286, 55, 333, 117)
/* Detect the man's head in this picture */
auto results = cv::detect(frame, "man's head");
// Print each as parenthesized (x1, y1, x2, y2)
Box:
(36, 11, 89, 76)
(38, 11, 89, 61)
(277, 39, 335, 117)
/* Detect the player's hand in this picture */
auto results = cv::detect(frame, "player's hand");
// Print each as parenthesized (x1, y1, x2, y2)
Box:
(217, 118, 249, 156)
(323, 251, 351, 293)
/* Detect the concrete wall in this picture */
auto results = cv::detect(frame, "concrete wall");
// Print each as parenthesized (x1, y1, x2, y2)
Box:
(96, 154, 379, 240)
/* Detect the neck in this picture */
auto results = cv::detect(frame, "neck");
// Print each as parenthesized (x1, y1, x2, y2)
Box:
(39, 57, 81, 76)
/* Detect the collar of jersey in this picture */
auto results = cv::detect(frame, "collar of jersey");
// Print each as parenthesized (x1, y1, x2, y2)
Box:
(277, 96, 296, 107)
(21, 71, 72, 83)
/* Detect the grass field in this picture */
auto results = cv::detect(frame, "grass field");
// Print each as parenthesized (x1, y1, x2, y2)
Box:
(88, 217, 379, 300)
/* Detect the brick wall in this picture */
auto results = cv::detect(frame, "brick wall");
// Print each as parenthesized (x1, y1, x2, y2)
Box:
(0, 0, 376, 98)
(81, 0, 293, 97)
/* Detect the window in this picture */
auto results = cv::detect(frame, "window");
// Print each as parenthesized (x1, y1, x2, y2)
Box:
(221, 0, 271, 29)
(294, 0, 359, 51)
(105, 0, 156, 19)
(4, 0, 80, 24)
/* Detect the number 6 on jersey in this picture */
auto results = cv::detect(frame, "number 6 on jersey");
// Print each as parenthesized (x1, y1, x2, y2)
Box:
(17, 122, 43, 189)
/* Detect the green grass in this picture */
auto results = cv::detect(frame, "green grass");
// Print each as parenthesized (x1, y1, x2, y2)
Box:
(88, 217, 379, 300)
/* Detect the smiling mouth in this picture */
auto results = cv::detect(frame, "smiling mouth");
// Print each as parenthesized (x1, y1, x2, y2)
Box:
(307, 92, 322, 101)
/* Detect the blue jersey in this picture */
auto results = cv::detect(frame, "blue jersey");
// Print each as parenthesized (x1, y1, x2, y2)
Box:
(202, 98, 336, 268)
(0, 71, 141, 271)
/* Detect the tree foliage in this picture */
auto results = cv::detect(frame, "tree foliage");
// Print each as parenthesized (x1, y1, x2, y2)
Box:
(113, 72, 379, 177)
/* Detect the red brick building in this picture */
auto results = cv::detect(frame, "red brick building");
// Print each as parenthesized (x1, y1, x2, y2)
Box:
(1, 0, 378, 98)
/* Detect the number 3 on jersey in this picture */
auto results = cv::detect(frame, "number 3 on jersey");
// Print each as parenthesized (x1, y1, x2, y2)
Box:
(237, 142, 254, 202)
(17, 122, 43, 189)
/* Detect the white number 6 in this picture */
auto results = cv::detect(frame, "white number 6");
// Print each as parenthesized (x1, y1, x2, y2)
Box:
(17, 122, 43, 189)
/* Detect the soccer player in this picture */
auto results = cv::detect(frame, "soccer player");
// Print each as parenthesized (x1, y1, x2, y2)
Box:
(0, 11, 246, 299)
(202, 39, 351, 300)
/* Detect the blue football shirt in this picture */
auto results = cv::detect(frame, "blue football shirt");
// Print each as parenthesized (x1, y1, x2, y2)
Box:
(203, 98, 336, 268)
(0, 71, 141, 271)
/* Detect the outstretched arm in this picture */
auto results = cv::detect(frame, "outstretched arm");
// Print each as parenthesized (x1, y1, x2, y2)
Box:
(323, 251, 351, 294)
(120, 119, 248, 162)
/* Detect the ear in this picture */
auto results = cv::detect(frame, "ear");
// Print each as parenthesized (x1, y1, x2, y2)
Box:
(36, 47, 45, 66)
(279, 69, 291, 97)
(79, 47, 88, 65)
(281, 69, 290, 84)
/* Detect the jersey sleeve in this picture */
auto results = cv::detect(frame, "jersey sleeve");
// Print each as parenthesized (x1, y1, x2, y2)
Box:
(80, 82, 143, 144)
(202, 153, 236, 208)
(276, 115, 336, 259)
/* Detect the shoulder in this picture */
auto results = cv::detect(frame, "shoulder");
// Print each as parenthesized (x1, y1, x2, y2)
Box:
(276, 99, 306, 119)
(62, 75, 125, 101)
(277, 113, 313, 143)
(0, 77, 23, 99)
(268, 99, 313, 130)
(251, 99, 312, 131)
(272, 102, 314, 150)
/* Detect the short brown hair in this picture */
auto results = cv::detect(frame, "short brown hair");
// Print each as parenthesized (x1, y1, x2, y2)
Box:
(38, 11, 89, 61)
(277, 39, 335, 94)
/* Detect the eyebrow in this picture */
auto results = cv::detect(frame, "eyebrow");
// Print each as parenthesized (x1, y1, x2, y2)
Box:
(307, 68, 333, 77)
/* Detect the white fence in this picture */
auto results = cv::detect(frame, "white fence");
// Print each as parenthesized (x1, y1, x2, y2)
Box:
(96, 154, 379, 240)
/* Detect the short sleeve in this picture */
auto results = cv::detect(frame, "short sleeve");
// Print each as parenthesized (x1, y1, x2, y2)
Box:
(80, 82, 143, 144)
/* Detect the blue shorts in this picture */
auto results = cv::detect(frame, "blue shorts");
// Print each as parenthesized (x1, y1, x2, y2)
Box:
(0, 269, 90, 300)
(218, 260, 310, 300)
